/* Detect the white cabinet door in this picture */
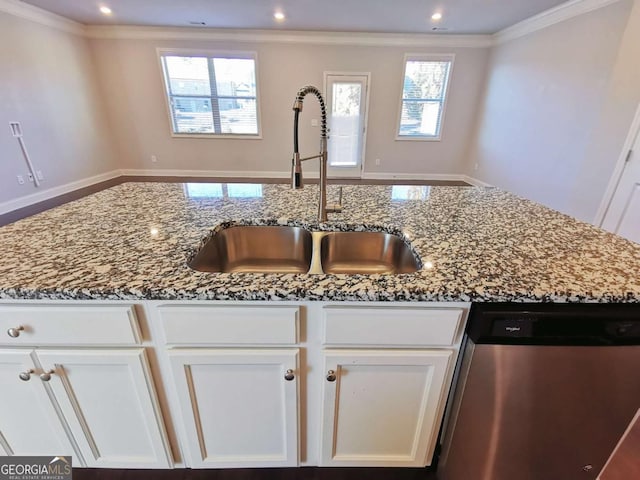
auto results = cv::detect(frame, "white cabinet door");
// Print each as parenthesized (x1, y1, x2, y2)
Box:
(0, 350, 76, 459)
(168, 349, 299, 468)
(320, 349, 453, 467)
(35, 349, 171, 468)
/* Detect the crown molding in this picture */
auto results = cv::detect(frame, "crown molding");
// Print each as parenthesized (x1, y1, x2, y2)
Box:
(85, 25, 493, 48)
(0, 0, 85, 35)
(493, 0, 623, 44)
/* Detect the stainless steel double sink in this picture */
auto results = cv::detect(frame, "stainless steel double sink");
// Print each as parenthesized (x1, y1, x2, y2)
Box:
(188, 225, 420, 274)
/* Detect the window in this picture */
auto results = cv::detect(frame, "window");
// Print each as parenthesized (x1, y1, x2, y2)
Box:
(397, 54, 453, 140)
(159, 50, 260, 137)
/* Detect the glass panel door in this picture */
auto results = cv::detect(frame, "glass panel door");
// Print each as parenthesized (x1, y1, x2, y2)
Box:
(325, 74, 369, 178)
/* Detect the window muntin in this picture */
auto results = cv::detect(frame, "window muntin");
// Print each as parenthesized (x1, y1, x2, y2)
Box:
(397, 56, 453, 140)
(160, 52, 259, 137)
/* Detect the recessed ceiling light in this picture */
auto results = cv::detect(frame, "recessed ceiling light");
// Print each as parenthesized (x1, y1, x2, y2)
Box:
(99, 6, 112, 15)
(274, 11, 285, 21)
(431, 12, 442, 21)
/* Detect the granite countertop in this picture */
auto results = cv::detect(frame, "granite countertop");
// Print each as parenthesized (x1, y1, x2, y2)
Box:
(1, 182, 639, 302)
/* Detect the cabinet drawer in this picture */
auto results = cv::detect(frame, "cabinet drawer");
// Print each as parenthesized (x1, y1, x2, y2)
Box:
(0, 305, 141, 346)
(323, 307, 463, 346)
(158, 306, 299, 345)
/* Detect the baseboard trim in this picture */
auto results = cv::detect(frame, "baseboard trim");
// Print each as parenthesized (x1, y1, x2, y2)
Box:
(119, 168, 294, 178)
(0, 170, 122, 215)
(362, 172, 468, 181)
(461, 175, 493, 187)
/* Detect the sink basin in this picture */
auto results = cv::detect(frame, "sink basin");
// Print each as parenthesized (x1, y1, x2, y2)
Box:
(188, 225, 313, 273)
(320, 231, 420, 274)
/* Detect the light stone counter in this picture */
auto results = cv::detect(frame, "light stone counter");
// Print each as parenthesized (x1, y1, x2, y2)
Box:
(1, 182, 639, 302)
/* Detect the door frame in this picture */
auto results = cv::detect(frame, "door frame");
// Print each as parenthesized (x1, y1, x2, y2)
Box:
(323, 71, 371, 178)
(594, 102, 640, 227)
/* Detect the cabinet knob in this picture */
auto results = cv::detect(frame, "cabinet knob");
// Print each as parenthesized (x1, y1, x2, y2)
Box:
(40, 369, 55, 382)
(284, 369, 295, 381)
(19, 369, 34, 381)
(7, 326, 24, 338)
(326, 370, 337, 382)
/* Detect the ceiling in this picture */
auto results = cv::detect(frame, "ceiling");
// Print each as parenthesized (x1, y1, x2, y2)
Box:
(21, 0, 570, 35)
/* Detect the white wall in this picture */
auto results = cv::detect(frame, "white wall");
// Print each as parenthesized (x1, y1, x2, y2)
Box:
(89, 37, 490, 177)
(578, 0, 640, 222)
(0, 11, 118, 205)
(465, 0, 633, 222)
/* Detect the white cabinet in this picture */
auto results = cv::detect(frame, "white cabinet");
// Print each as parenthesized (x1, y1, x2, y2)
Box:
(0, 304, 171, 469)
(168, 349, 299, 468)
(320, 350, 453, 467)
(36, 349, 172, 468)
(157, 305, 302, 468)
(0, 350, 75, 458)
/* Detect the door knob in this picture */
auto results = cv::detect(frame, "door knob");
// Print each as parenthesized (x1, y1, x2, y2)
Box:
(7, 326, 24, 338)
(326, 370, 337, 382)
(40, 369, 55, 382)
(19, 369, 34, 381)
(284, 369, 295, 381)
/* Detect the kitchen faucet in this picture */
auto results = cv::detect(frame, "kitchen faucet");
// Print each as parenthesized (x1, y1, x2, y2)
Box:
(291, 85, 342, 222)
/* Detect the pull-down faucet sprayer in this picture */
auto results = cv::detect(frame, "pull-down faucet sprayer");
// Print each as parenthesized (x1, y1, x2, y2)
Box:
(291, 85, 342, 222)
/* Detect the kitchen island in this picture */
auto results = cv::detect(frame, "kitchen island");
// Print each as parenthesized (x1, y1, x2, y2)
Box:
(0, 182, 639, 472)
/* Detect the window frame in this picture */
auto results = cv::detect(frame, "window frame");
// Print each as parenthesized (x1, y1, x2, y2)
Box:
(157, 48, 262, 139)
(395, 53, 455, 142)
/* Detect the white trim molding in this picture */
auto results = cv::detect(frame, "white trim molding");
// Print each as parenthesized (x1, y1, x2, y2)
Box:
(493, 0, 624, 44)
(461, 175, 493, 187)
(593, 102, 640, 227)
(0, 170, 121, 215)
(0, 0, 85, 36)
(86, 25, 493, 48)
(120, 169, 293, 178)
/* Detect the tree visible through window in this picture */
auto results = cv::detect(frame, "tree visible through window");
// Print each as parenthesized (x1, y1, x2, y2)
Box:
(160, 52, 259, 136)
(398, 56, 453, 139)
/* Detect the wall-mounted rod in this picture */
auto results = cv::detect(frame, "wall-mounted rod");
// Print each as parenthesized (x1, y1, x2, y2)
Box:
(9, 122, 40, 187)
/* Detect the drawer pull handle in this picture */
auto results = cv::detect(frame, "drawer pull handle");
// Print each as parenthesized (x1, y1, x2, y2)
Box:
(284, 369, 295, 381)
(19, 369, 34, 381)
(40, 369, 55, 382)
(326, 370, 337, 382)
(7, 326, 24, 338)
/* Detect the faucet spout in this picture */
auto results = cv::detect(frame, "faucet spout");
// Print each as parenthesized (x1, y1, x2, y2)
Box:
(291, 85, 341, 222)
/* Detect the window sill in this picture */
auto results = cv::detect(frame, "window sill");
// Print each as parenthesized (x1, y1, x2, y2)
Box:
(395, 135, 442, 142)
(170, 133, 263, 140)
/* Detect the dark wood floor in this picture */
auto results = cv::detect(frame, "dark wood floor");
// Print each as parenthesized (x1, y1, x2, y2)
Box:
(73, 467, 437, 480)
(0, 175, 470, 227)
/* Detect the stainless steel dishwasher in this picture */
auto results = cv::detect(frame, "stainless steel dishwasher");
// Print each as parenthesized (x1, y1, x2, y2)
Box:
(438, 303, 640, 480)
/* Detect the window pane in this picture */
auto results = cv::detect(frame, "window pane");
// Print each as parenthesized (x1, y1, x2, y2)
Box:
(219, 98, 258, 134)
(164, 56, 211, 96)
(213, 58, 256, 97)
(172, 96, 214, 133)
(399, 100, 442, 137)
(329, 82, 362, 167)
(403, 61, 450, 100)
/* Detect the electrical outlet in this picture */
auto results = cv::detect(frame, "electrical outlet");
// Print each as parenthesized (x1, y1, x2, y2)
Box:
(36, 170, 44, 181)
(474, 163, 479, 171)
(151, 155, 158, 163)
(16, 175, 25, 185)
(375, 158, 381, 166)
(27, 173, 34, 182)
(311, 119, 318, 127)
